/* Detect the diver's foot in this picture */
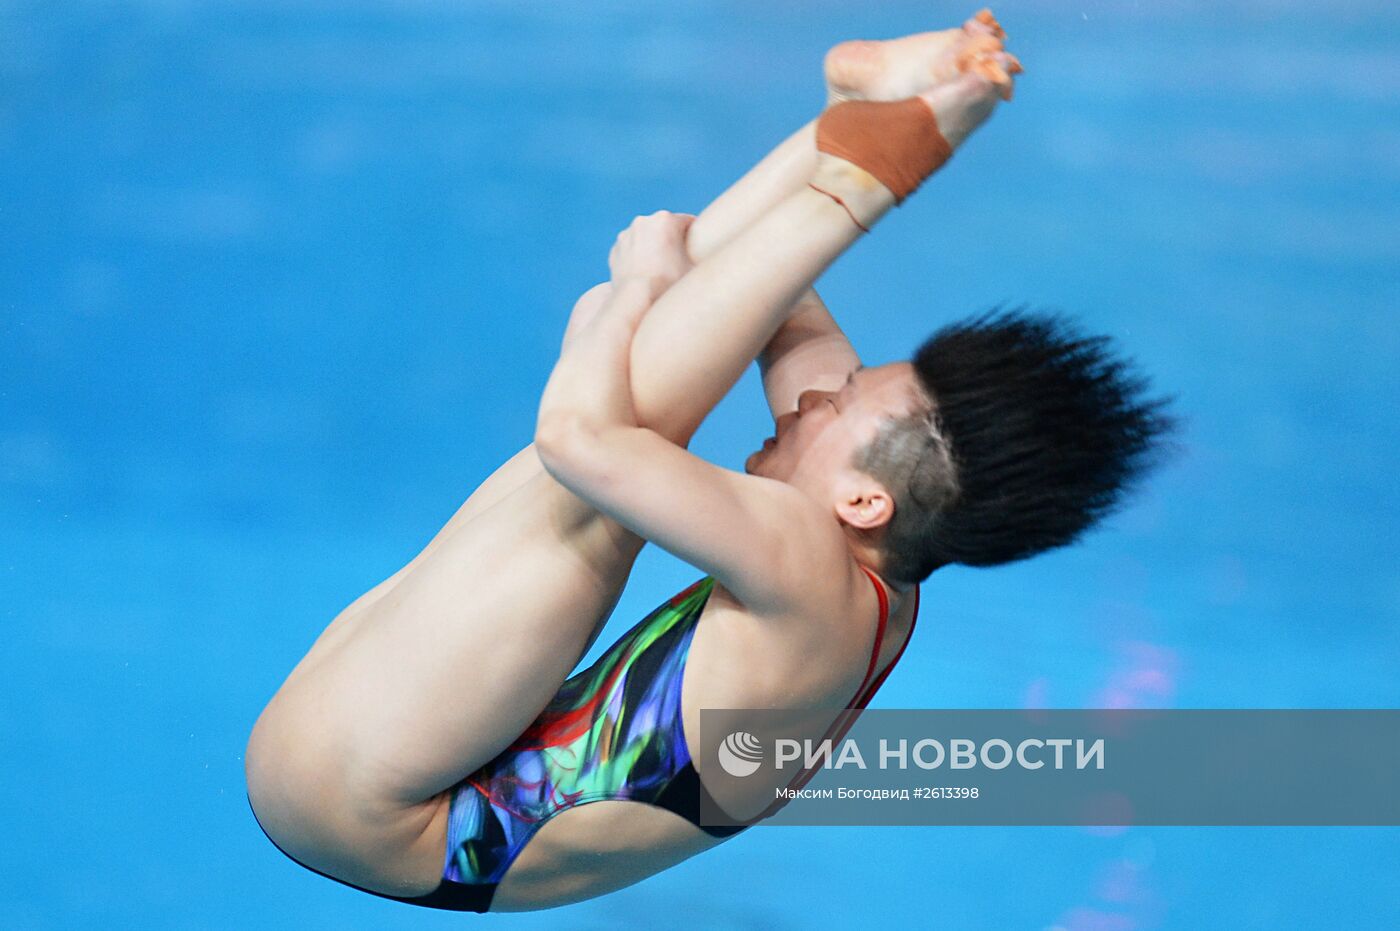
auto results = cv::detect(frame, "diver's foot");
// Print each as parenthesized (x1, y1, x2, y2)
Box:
(912, 44, 1018, 150)
(824, 9, 1021, 111)
(809, 11, 1021, 228)
(807, 11, 1021, 226)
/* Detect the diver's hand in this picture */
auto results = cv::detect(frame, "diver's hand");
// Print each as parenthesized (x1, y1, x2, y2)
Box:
(608, 211, 696, 297)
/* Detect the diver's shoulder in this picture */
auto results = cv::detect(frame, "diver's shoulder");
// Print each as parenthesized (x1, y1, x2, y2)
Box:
(753, 536, 871, 637)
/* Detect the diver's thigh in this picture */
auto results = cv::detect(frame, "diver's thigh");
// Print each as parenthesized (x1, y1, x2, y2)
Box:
(308, 443, 548, 652)
(246, 473, 640, 898)
(279, 470, 643, 803)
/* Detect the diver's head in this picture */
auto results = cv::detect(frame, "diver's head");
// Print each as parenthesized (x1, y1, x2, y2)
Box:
(859, 308, 1174, 584)
(749, 309, 1173, 585)
(744, 361, 929, 545)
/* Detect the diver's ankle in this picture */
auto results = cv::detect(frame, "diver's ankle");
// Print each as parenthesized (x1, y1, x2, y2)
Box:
(810, 154, 896, 230)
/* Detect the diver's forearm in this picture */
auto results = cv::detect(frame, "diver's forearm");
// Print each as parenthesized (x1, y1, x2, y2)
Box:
(626, 157, 886, 447)
(758, 289, 862, 415)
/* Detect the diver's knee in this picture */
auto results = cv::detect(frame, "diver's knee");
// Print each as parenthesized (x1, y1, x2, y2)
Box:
(561, 281, 613, 349)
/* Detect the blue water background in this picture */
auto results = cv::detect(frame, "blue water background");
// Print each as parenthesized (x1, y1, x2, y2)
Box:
(3, 1, 1398, 927)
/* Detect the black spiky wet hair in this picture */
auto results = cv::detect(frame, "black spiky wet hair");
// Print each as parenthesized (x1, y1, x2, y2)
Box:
(856, 308, 1173, 583)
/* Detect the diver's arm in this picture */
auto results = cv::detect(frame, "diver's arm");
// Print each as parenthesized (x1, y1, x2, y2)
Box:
(539, 419, 832, 612)
(536, 275, 838, 613)
(758, 289, 862, 419)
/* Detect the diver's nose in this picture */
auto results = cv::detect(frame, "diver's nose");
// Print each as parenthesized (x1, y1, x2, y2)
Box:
(795, 389, 829, 415)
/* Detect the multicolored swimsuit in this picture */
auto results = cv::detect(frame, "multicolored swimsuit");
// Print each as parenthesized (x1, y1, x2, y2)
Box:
(258, 569, 917, 912)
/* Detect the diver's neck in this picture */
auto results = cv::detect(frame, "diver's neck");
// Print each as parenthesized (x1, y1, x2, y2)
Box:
(844, 531, 911, 596)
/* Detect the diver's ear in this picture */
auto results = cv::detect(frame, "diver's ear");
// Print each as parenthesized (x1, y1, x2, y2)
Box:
(835, 480, 895, 531)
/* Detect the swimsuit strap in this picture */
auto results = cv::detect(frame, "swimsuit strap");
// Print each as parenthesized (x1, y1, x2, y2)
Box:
(853, 564, 890, 697)
(755, 566, 917, 812)
(852, 565, 918, 709)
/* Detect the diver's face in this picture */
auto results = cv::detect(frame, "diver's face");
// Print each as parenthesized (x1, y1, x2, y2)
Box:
(744, 362, 925, 485)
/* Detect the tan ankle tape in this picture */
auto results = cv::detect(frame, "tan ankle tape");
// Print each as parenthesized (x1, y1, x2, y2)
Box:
(815, 98, 952, 204)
